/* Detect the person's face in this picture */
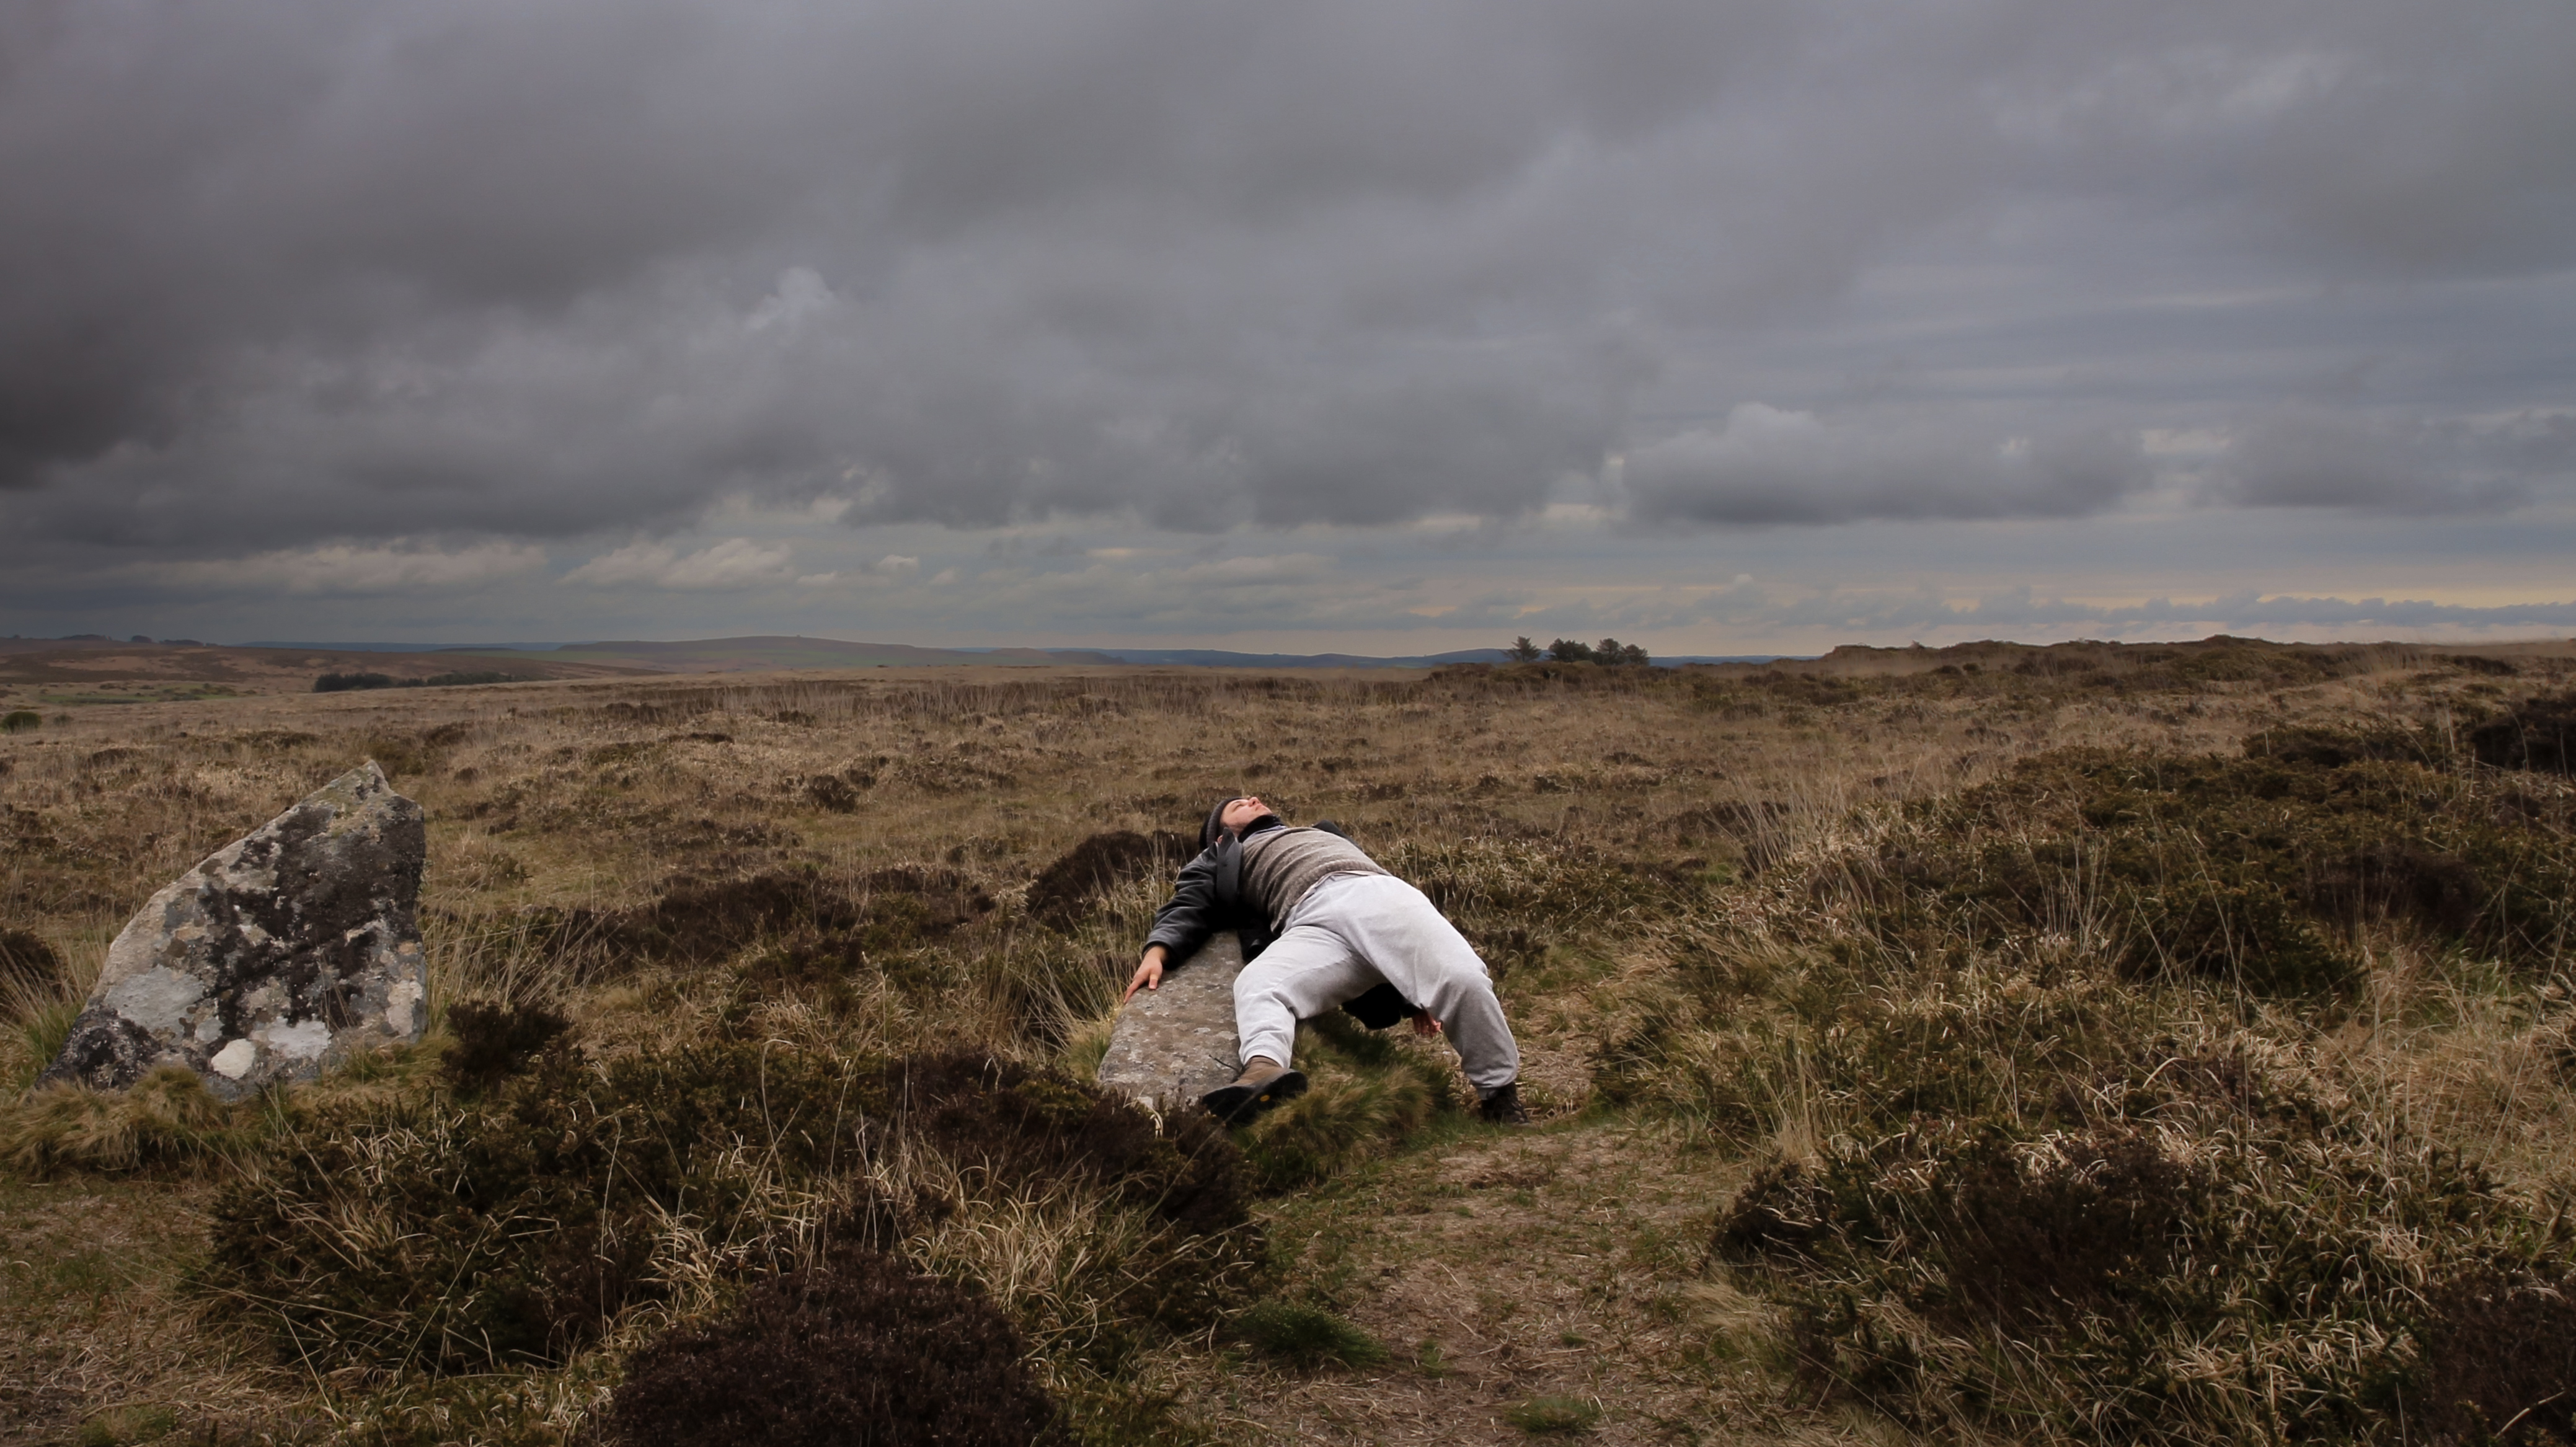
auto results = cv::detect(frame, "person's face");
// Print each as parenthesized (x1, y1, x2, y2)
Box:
(1219, 795, 1270, 831)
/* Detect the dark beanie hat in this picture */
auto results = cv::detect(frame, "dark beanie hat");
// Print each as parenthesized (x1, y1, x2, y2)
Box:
(1202, 797, 1241, 851)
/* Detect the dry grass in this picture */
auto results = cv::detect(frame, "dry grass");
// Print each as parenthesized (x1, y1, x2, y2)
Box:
(0, 646, 2570, 1443)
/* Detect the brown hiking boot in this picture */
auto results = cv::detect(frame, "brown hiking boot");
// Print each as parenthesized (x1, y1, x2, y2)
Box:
(1478, 1081, 1529, 1125)
(1201, 1056, 1308, 1124)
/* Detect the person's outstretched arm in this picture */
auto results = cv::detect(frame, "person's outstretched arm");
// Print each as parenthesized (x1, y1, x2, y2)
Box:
(1128, 849, 1219, 1001)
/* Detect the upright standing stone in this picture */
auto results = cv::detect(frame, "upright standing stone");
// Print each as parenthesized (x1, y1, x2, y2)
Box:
(1096, 932, 1246, 1113)
(40, 761, 427, 1100)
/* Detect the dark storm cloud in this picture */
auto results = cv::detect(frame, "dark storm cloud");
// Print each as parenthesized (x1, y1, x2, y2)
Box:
(1, 0, 2572, 564)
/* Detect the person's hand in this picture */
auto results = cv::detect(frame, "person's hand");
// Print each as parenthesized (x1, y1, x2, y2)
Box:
(1123, 946, 1168, 1003)
(1410, 1009, 1443, 1037)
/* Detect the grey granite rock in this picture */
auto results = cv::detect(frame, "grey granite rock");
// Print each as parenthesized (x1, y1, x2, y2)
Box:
(1095, 932, 1245, 1112)
(39, 761, 427, 1099)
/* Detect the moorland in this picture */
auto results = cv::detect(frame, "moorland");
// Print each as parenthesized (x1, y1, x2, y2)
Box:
(2, 636, 2574, 1446)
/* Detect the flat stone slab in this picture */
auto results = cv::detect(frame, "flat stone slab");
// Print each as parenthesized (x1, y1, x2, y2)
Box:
(40, 761, 427, 1099)
(1097, 932, 1245, 1113)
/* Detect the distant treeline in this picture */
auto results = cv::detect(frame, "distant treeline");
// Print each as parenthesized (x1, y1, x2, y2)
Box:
(312, 670, 526, 693)
(1504, 636, 1652, 665)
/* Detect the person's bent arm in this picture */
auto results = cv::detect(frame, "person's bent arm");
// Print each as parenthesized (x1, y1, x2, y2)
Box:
(1136, 849, 1221, 981)
(1125, 944, 1169, 1002)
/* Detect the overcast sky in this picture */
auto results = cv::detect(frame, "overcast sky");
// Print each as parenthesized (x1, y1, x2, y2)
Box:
(4, 0, 2572, 653)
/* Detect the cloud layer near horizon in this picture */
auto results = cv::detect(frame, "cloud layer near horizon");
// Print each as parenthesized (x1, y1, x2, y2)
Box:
(2, 0, 2571, 644)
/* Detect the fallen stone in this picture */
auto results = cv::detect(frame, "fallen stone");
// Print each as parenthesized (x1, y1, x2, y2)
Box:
(1095, 932, 1245, 1113)
(39, 761, 427, 1099)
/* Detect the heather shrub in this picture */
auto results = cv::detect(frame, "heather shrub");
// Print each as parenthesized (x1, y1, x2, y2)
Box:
(609, 867, 993, 971)
(1717, 1072, 2576, 1442)
(438, 998, 570, 1094)
(0, 927, 59, 988)
(1850, 746, 2574, 991)
(888, 1050, 1249, 1242)
(198, 1043, 1256, 1374)
(1025, 830, 1195, 929)
(201, 1042, 869, 1371)
(2412, 1264, 2576, 1444)
(1607, 722, 2576, 1443)
(601, 1252, 1066, 1447)
(2468, 691, 2576, 773)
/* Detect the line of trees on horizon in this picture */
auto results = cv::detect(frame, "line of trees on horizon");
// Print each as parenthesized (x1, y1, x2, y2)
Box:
(1505, 637, 1650, 666)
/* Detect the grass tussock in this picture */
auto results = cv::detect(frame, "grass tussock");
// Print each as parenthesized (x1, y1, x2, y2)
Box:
(1236, 1012, 1457, 1192)
(2, 1066, 248, 1175)
(1233, 1299, 1388, 1370)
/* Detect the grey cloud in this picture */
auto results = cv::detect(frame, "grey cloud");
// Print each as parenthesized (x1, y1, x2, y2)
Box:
(1, 0, 2571, 573)
(2217, 409, 2568, 512)
(1622, 407, 2151, 524)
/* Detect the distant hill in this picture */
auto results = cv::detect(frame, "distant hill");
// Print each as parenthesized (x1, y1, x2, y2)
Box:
(1050, 647, 1512, 668)
(435, 636, 1124, 673)
(1044, 648, 1797, 668)
(0, 639, 642, 701)
(350, 638, 1787, 671)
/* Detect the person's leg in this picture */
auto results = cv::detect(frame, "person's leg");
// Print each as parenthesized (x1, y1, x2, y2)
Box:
(1230, 917, 1381, 1072)
(1320, 875, 1521, 1095)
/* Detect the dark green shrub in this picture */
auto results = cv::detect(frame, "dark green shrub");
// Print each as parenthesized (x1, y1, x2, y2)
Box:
(0, 709, 38, 733)
(601, 1252, 1066, 1447)
(314, 672, 397, 693)
(437, 999, 570, 1095)
(1234, 1301, 1387, 1370)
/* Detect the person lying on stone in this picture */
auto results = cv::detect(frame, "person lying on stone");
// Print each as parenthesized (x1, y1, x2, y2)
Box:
(1123, 794, 1528, 1125)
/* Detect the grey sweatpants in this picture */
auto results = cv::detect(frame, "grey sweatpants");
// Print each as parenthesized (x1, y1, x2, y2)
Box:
(1233, 872, 1521, 1095)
